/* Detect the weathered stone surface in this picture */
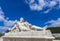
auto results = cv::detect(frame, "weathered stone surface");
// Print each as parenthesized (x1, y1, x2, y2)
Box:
(3, 38, 52, 41)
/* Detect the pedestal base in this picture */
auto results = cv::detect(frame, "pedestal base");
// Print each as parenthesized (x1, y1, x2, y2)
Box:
(3, 38, 53, 41)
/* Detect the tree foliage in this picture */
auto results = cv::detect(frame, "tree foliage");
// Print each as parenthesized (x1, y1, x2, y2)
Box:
(47, 27, 60, 33)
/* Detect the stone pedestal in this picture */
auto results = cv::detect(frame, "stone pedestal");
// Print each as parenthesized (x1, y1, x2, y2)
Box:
(3, 38, 52, 41)
(3, 30, 55, 41)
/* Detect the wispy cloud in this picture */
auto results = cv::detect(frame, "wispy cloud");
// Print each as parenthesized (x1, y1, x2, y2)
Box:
(0, 7, 5, 21)
(43, 9, 51, 13)
(25, 0, 60, 13)
(45, 18, 60, 27)
(0, 26, 9, 30)
(0, 7, 15, 30)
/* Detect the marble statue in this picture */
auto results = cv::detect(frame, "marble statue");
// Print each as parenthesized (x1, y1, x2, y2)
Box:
(10, 17, 48, 32)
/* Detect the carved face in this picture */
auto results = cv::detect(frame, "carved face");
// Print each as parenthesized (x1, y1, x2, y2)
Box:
(20, 17, 24, 23)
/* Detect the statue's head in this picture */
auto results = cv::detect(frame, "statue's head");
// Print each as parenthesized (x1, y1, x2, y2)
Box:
(14, 20, 18, 25)
(20, 17, 24, 23)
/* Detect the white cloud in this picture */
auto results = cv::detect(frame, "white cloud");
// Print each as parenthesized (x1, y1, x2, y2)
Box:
(45, 18, 60, 27)
(25, 0, 34, 4)
(0, 7, 5, 21)
(4, 20, 15, 27)
(49, 1, 57, 7)
(43, 9, 51, 13)
(25, 0, 60, 13)
(0, 7, 15, 30)
(0, 26, 9, 30)
(30, 3, 43, 10)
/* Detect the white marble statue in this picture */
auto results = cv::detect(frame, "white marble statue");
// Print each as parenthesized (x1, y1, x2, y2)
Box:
(10, 17, 48, 32)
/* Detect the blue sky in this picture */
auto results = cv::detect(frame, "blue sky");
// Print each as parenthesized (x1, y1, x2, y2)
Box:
(0, 0, 60, 33)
